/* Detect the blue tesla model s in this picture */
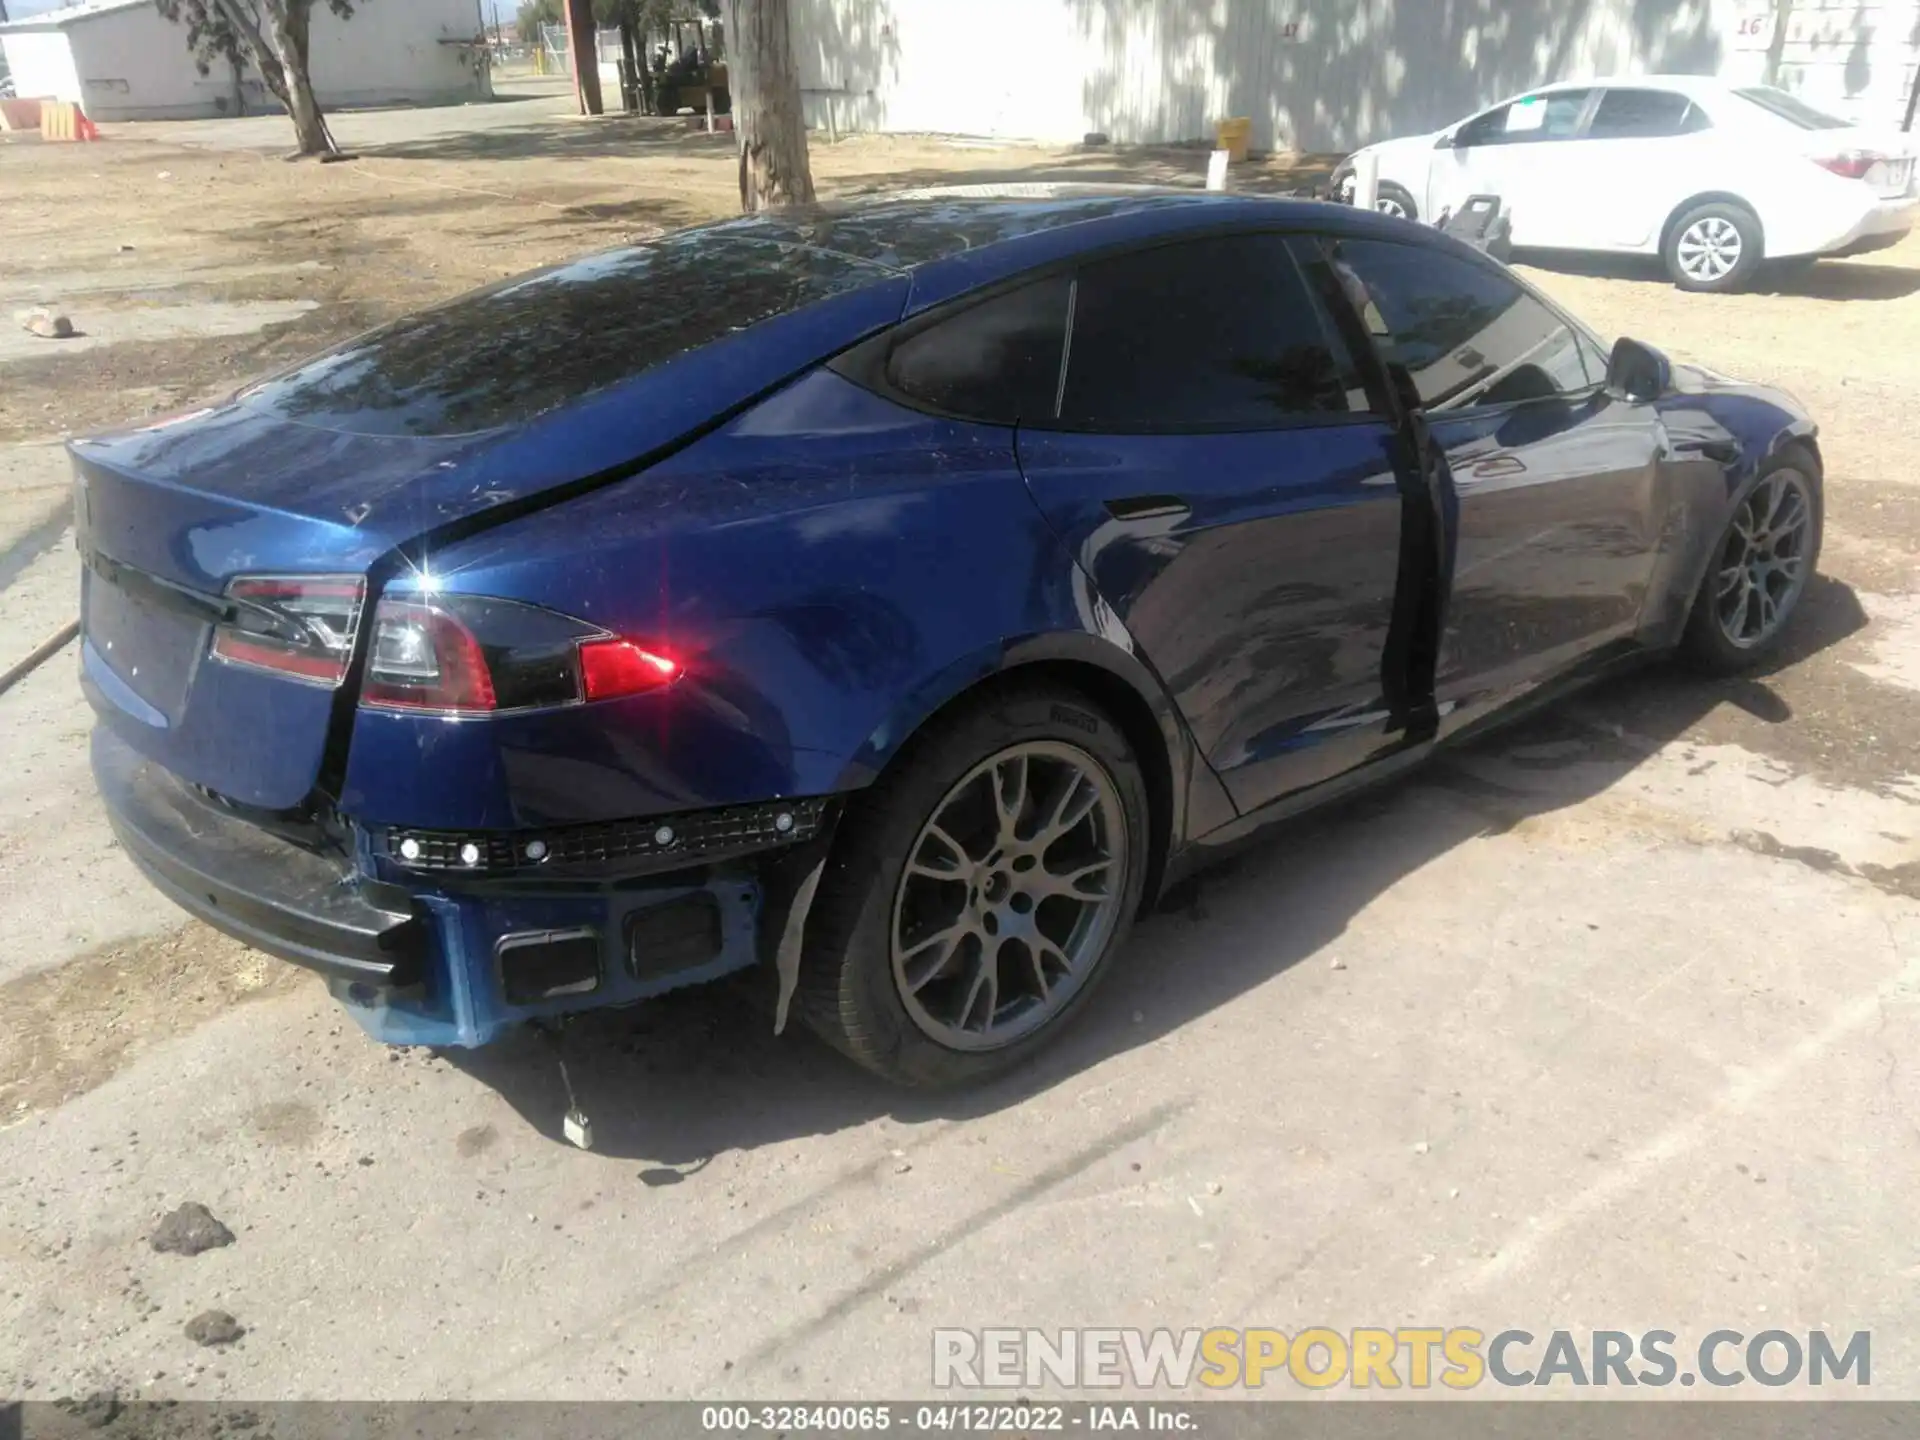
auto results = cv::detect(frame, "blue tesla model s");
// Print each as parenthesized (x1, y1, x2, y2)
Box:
(75, 190, 1822, 1087)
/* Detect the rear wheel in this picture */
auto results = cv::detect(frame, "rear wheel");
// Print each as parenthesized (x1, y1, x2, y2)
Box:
(796, 683, 1150, 1088)
(1664, 202, 1763, 292)
(1680, 449, 1822, 673)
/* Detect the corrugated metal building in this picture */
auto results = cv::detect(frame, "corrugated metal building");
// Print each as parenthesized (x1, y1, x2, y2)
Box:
(0, 0, 492, 122)
(789, 0, 1920, 153)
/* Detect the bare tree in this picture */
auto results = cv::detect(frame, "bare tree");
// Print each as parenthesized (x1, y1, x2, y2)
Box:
(156, 0, 360, 157)
(724, 0, 814, 211)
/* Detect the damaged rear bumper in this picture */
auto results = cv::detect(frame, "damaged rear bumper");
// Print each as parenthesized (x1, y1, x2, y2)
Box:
(93, 726, 427, 987)
(91, 725, 840, 1049)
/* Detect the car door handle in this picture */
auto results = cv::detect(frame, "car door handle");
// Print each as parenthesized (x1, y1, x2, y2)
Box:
(1103, 495, 1191, 523)
(1469, 455, 1527, 478)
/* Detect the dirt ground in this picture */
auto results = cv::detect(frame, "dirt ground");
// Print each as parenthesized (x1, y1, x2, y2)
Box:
(3, 85, 1920, 1406)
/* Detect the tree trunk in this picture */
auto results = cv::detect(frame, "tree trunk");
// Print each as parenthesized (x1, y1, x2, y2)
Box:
(565, 0, 602, 115)
(260, 2, 331, 155)
(211, 0, 331, 154)
(725, 0, 814, 212)
(1761, 0, 1794, 87)
(618, 15, 641, 114)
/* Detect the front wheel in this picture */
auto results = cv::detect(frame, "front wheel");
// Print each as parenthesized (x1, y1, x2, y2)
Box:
(1664, 202, 1763, 292)
(795, 684, 1151, 1088)
(1680, 449, 1823, 673)
(1330, 163, 1419, 222)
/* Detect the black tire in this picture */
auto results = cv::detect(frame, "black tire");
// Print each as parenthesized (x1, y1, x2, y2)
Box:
(795, 682, 1151, 1088)
(1330, 163, 1419, 222)
(1680, 445, 1824, 674)
(1663, 201, 1764, 292)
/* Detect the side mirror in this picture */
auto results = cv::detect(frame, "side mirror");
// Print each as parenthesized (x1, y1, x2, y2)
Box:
(1607, 336, 1672, 403)
(1433, 132, 1455, 150)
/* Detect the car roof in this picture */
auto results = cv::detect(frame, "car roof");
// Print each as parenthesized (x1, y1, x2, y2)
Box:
(1523, 74, 1732, 98)
(689, 186, 1448, 312)
(691, 188, 1306, 275)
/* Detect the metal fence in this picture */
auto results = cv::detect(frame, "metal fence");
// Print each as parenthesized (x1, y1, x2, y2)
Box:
(537, 22, 569, 74)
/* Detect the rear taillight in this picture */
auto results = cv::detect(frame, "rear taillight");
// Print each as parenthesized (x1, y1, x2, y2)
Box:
(360, 592, 680, 715)
(1814, 151, 1880, 180)
(362, 600, 500, 711)
(579, 638, 679, 699)
(210, 575, 365, 687)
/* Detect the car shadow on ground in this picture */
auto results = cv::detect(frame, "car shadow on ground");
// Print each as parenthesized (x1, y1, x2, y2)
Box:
(1516, 249, 1920, 302)
(448, 574, 1868, 1166)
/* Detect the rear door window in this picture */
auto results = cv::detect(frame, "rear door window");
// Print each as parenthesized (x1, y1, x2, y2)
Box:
(1055, 233, 1365, 430)
(1323, 237, 1595, 410)
(1589, 88, 1708, 138)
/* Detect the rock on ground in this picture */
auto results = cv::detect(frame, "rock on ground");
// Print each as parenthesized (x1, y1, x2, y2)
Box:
(150, 1201, 235, 1256)
(185, 1310, 245, 1347)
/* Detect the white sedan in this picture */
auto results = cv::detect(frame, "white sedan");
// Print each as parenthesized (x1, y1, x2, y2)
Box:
(1332, 75, 1918, 291)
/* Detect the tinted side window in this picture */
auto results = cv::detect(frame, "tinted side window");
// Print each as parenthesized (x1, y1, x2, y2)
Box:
(1325, 238, 1594, 410)
(1590, 89, 1706, 138)
(885, 275, 1071, 424)
(1057, 234, 1362, 430)
(1456, 90, 1589, 147)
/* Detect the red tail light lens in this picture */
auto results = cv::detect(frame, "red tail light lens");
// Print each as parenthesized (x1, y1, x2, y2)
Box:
(359, 592, 682, 715)
(210, 575, 365, 687)
(1814, 151, 1879, 180)
(362, 600, 498, 712)
(579, 639, 679, 700)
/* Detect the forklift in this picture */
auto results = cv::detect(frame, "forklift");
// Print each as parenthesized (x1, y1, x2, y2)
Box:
(626, 18, 728, 118)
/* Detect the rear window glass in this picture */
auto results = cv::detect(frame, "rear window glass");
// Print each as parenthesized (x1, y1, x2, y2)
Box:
(1733, 86, 1851, 130)
(1589, 89, 1707, 138)
(238, 235, 883, 437)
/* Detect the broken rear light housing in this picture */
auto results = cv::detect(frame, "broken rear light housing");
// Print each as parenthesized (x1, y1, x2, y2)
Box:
(209, 575, 366, 687)
(361, 592, 680, 715)
(210, 577, 681, 714)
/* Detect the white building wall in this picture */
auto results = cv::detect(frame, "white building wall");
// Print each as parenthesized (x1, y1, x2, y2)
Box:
(1721, 0, 1920, 127)
(0, 0, 488, 123)
(0, 30, 83, 106)
(63, 3, 229, 120)
(791, 0, 1920, 153)
(306, 0, 492, 111)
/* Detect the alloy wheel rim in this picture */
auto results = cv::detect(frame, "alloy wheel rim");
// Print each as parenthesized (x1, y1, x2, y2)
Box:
(1677, 216, 1743, 282)
(1337, 175, 1408, 218)
(1715, 468, 1813, 649)
(891, 740, 1128, 1052)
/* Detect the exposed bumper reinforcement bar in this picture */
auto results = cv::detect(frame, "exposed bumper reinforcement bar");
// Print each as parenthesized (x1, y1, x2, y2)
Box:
(92, 727, 427, 987)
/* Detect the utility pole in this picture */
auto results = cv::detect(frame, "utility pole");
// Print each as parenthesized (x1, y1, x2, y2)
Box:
(566, 0, 603, 114)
